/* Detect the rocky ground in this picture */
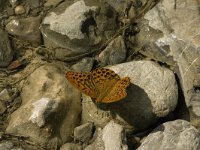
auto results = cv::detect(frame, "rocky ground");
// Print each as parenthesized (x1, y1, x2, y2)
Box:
(0, 0, 200, 150)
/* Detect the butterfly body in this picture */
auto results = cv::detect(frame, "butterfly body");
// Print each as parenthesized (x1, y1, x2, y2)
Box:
(66, 68, 130, 103)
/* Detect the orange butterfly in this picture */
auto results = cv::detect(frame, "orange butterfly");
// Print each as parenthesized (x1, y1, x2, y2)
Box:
(66, 68, 130, 103)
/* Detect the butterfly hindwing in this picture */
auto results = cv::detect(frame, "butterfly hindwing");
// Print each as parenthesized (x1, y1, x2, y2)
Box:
(66, 71, 97, 98)
(99, 77, 130, 103)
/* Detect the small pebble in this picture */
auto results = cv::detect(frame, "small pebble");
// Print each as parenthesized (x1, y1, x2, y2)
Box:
(15, 5, 26, 15)
(9, 0, 19, 7)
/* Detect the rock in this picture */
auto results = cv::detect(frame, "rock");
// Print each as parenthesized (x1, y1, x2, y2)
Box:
(14, 5, 26, 15)
(60, 143, 82, 150)
(141, 0, 200, 128)
(44, 0, 67, 8)
(9, 0, 19, 7)
(0, 141, 14, 150)
(6, 64, 82, 147)
(0, 89, 12, 102)
(102, 120, 128, 150)
(0, 28, 13, 67)
(74, 122, 94, 143)
(27, 0, 41, 8)
(138, 120, 200, 150)
(0, 100, 6, 115)
(71, 57, 94, 72)
(43, 0, 96, 40)
(85, 120, 128, 150)
(84, 127, 104, 150)
(5, 17, 41, 46)
(98, 36, 127, 66)
(82, 93, 112, 127)
(41, 0, 98, 61)
(82, 61, 178, 129)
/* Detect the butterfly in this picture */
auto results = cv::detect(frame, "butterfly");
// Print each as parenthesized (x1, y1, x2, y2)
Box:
(65, 68, 130, 103)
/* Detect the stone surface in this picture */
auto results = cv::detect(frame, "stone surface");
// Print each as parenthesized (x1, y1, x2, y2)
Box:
(84, 128, 104, 150)
(71, 57, 94, 72)
(82, 61, 178, 129)
(44, 0, 63, 7)
(60, 143, 82, 150)
(140, 0, 200, 128)
(0, 100, 6, 115)
(138, 120, 200, 150)
(0, 141, 14, 150)
(0, 28, 13, 67)
(6, 17, 41, 46)
(6, 64, 82, 147)
(14, 5, 26, 15)
(43, 0, 97, 40)
(102, 120, 128, 150)
(0, 89, 12, 102)
(98, 36, 127, 66)
(74, 122, 93, 143)
(41, 0, 98, 61)
(85, 120, 128, 150)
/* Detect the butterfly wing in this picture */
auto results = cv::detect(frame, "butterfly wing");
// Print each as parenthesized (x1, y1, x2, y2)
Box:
(91, 68, 120, 93)
(98, 77, 130, 103)
(66, 71, 97, 98)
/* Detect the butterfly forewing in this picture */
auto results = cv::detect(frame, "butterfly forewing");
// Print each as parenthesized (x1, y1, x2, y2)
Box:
(91, 68, 120, 93)
(66, 71, 97, 98)
(99, 77, 130, 103)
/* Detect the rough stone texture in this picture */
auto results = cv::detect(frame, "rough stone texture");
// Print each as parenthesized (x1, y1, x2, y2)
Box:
(98, 36, 127, 66)
(71, 57, 94, 72)
(82, 61, 178, 129)
(5, 17, 41, 46)
(60, 143, 82, 150)
(138, 120, 200, 150)
(0, 141, 14, 150)
(41, 0, 98, 61)
(74, 122, 94, 143)
(102, 121, 128, 150)
(0, 28, 13, 67)
(82, 93, 112, 127)
(84, 128, 104, 150)
(85, 120, 128, 150)
(140, 0, 200, 128)
(43, 0, 97, 40)
(6, 64, 82, 147)
(0, 100, 6, 115)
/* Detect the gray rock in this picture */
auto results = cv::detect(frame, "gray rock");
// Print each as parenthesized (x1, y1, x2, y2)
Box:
(6, 17, 41, 46)
(44, 0, 63, 7)
(82, 61, 178, 129)
(0, 141, 13, 150)
(60, 143, 81, 150)
(6, 64, 82, 146)
(27, 0, 41, 8)
(74, 122, 94, 143)
(9, 0, 19, 7)
(137, 120, 200, 150)
(98, 36, 127, 66)
(84, 128, 104, 150)
(43, 0, 97, 40)
(85, 120, 128, 150)
(82, 93, 112, 127)
(0, 28, 13, 67)
(142, 0, 200, 127)
(0, 89, 12, 102)
(0, 100, 6, 115)
(41, 0, 98, 61)
(71, 57, 94, 72)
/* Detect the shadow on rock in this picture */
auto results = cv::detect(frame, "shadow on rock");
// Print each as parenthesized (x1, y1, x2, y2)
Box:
(98, 83, 158, 130)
